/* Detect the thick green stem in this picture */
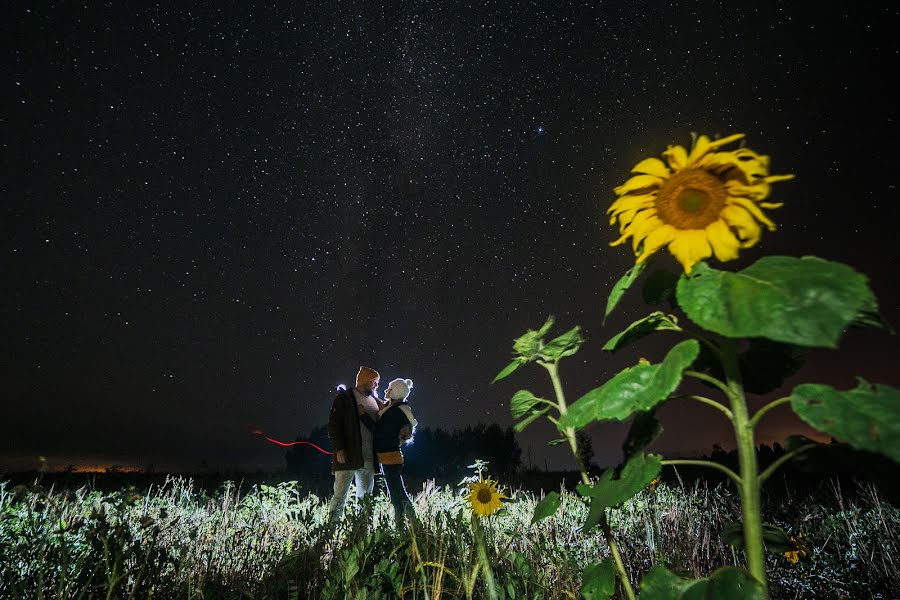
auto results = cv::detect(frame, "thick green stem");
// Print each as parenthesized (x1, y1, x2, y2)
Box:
(720, 341, 767, 593)
(541, 361, 637, 600)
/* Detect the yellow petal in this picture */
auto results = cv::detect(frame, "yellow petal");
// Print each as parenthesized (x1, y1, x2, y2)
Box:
(607, 193, 656, 215)
(667, 230, 712, 274)
(729, 196, 776, 230)
(726, 179, 771, 201)
(688, 135, 712, 165)
(614, 174, 662, 196)
(663, 145, 688, 171)
(631, 157, 671, 178)
(706, 220, 741, 262)
(613, 207, 646, 230)
(636, 224, 677, 262)
(721, 205, 762, 248)
(758, 202, 783, 209)
(626, 212, 663, 252)
(764, 174, 795, 184)
(707, 133, 745, 150)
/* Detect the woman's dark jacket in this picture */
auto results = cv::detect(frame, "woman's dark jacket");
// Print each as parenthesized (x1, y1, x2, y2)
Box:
(360, 402, 413, 453)
(327, 389, 365, 472)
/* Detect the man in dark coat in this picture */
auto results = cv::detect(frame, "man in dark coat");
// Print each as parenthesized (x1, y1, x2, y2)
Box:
(326, 366, 382, 524)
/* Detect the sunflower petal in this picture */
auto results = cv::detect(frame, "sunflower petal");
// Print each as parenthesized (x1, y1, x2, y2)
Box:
(726, 179, 772, 201)
(614, 174, 662, 196)
(707, 133, 745, 150)
(667, 230, 712, 274)
(607, 193, 656, 216)
(729, 196, 776, 230)
(636, 224, 677, 263)
(663, 144, 688, 171)
(764, 174, 795, 184)
(627, 213, 663, 252)
(706, 220, 741, 262)
(688, 135, 712, 164)
(721, 205, 762, 248)
(631, 157, 671, 178)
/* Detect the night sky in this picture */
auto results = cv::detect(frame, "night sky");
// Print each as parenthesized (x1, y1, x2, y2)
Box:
(4, 2, 899, 472)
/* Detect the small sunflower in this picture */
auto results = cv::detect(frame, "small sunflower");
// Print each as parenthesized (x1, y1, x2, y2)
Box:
(466, 477, 507, 517)
(783, 532, 810, 564)
(608, 133, 794, 274)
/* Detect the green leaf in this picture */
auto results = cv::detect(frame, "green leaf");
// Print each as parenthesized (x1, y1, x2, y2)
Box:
(576, 453, 661, 531)
(559, 340, 700, 429)
(514, 407, 551, 433)
(738, 339, 807, 395)
(640, 566, 765, 600)
(512, 316, 555, 359)
(604, 262, 646, 323)
(493, 359, 524, 383)
(721, 522, 793, 553)
(642, 268, 680, 305)
(531, 491, 561, 524)
(581, 558, 616, 600)
(790, 379, 900, 463)
(602, 311, 681, 352)
(851, 293, 894, 333)
(640, 566, 700, 599)
(621, 411, 662, 459)
(676, 257, 876, 348)
(541, 326, 584, 361)
(510, 390, 547, 419)
(548, 438, 567, 446)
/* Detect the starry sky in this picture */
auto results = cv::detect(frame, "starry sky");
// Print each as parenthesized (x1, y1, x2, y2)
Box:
(4, 1, 899, 472)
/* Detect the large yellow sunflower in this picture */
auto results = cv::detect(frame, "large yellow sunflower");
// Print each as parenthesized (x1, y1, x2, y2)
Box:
(466, 477, 507, 517)
(608, 133, 794, 274)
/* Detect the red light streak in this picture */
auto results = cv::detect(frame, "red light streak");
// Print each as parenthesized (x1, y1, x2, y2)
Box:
(251, 429, 333, 455)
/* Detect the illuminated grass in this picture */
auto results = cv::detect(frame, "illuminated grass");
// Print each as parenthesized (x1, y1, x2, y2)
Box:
(0, 477, 897, 598)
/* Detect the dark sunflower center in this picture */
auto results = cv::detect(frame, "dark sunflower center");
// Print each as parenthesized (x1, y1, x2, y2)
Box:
(655, 169, 727, 229)
(477, 488, 493, 503)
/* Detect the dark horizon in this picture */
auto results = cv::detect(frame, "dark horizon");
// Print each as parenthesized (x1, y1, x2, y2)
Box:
(4, 2, 899, 474)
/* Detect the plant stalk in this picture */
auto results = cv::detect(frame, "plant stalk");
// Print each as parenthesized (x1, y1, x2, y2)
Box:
(720, 340, 768, 594)
(542, 361, 637, 600)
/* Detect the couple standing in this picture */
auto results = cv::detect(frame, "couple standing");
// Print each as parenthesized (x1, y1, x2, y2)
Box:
(326, 366, 417, 529)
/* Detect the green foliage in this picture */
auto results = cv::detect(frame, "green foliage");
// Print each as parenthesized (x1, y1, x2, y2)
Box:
(602, 311, 681, 352)
(720, 522, 793, 553)
(581, 558, 616, 599)
(640, 566, 766, 599)
(605, 262, 646, 322)
(559, 340, 699, 429)
(621, 411, 662, 460)
(531, 491, 561, 523)
(493, 359, 525, 383)
(641, 268, 680, 305)
(512, 316, 556, 359)
(790, 379, 900, 463)
(542, 326, 585, 361)
(676, 257, 877, 348)
(576, 453, 662, 532)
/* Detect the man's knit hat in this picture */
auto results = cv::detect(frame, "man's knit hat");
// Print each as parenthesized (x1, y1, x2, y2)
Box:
(356, 366, 380, 387)
(387, 378, 414, 400)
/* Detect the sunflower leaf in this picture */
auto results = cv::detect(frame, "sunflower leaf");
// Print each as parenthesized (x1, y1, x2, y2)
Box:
(577, 452, 661, 532)
(581, 558, 616, 600)
(640, 566, 765, 600)
(513, 407, 551, 433)
(789, 379, 900, 463)
(492, 359, 524, 383)
(510, 390, 547, 419)
(622, 411, 662, 460)
(604, 263, 646, 323)
(531, 491, 561, 524)
(602, 311, 682, 352)
(676, 257, 877, 348)
(541, 326, 584, 361)
(559, 340, 700, 429)
(642, 267, 680, 306)
(512, 316, 555, 359)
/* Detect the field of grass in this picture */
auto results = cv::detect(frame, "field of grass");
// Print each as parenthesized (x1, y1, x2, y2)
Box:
(1, 474, 898, 599)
